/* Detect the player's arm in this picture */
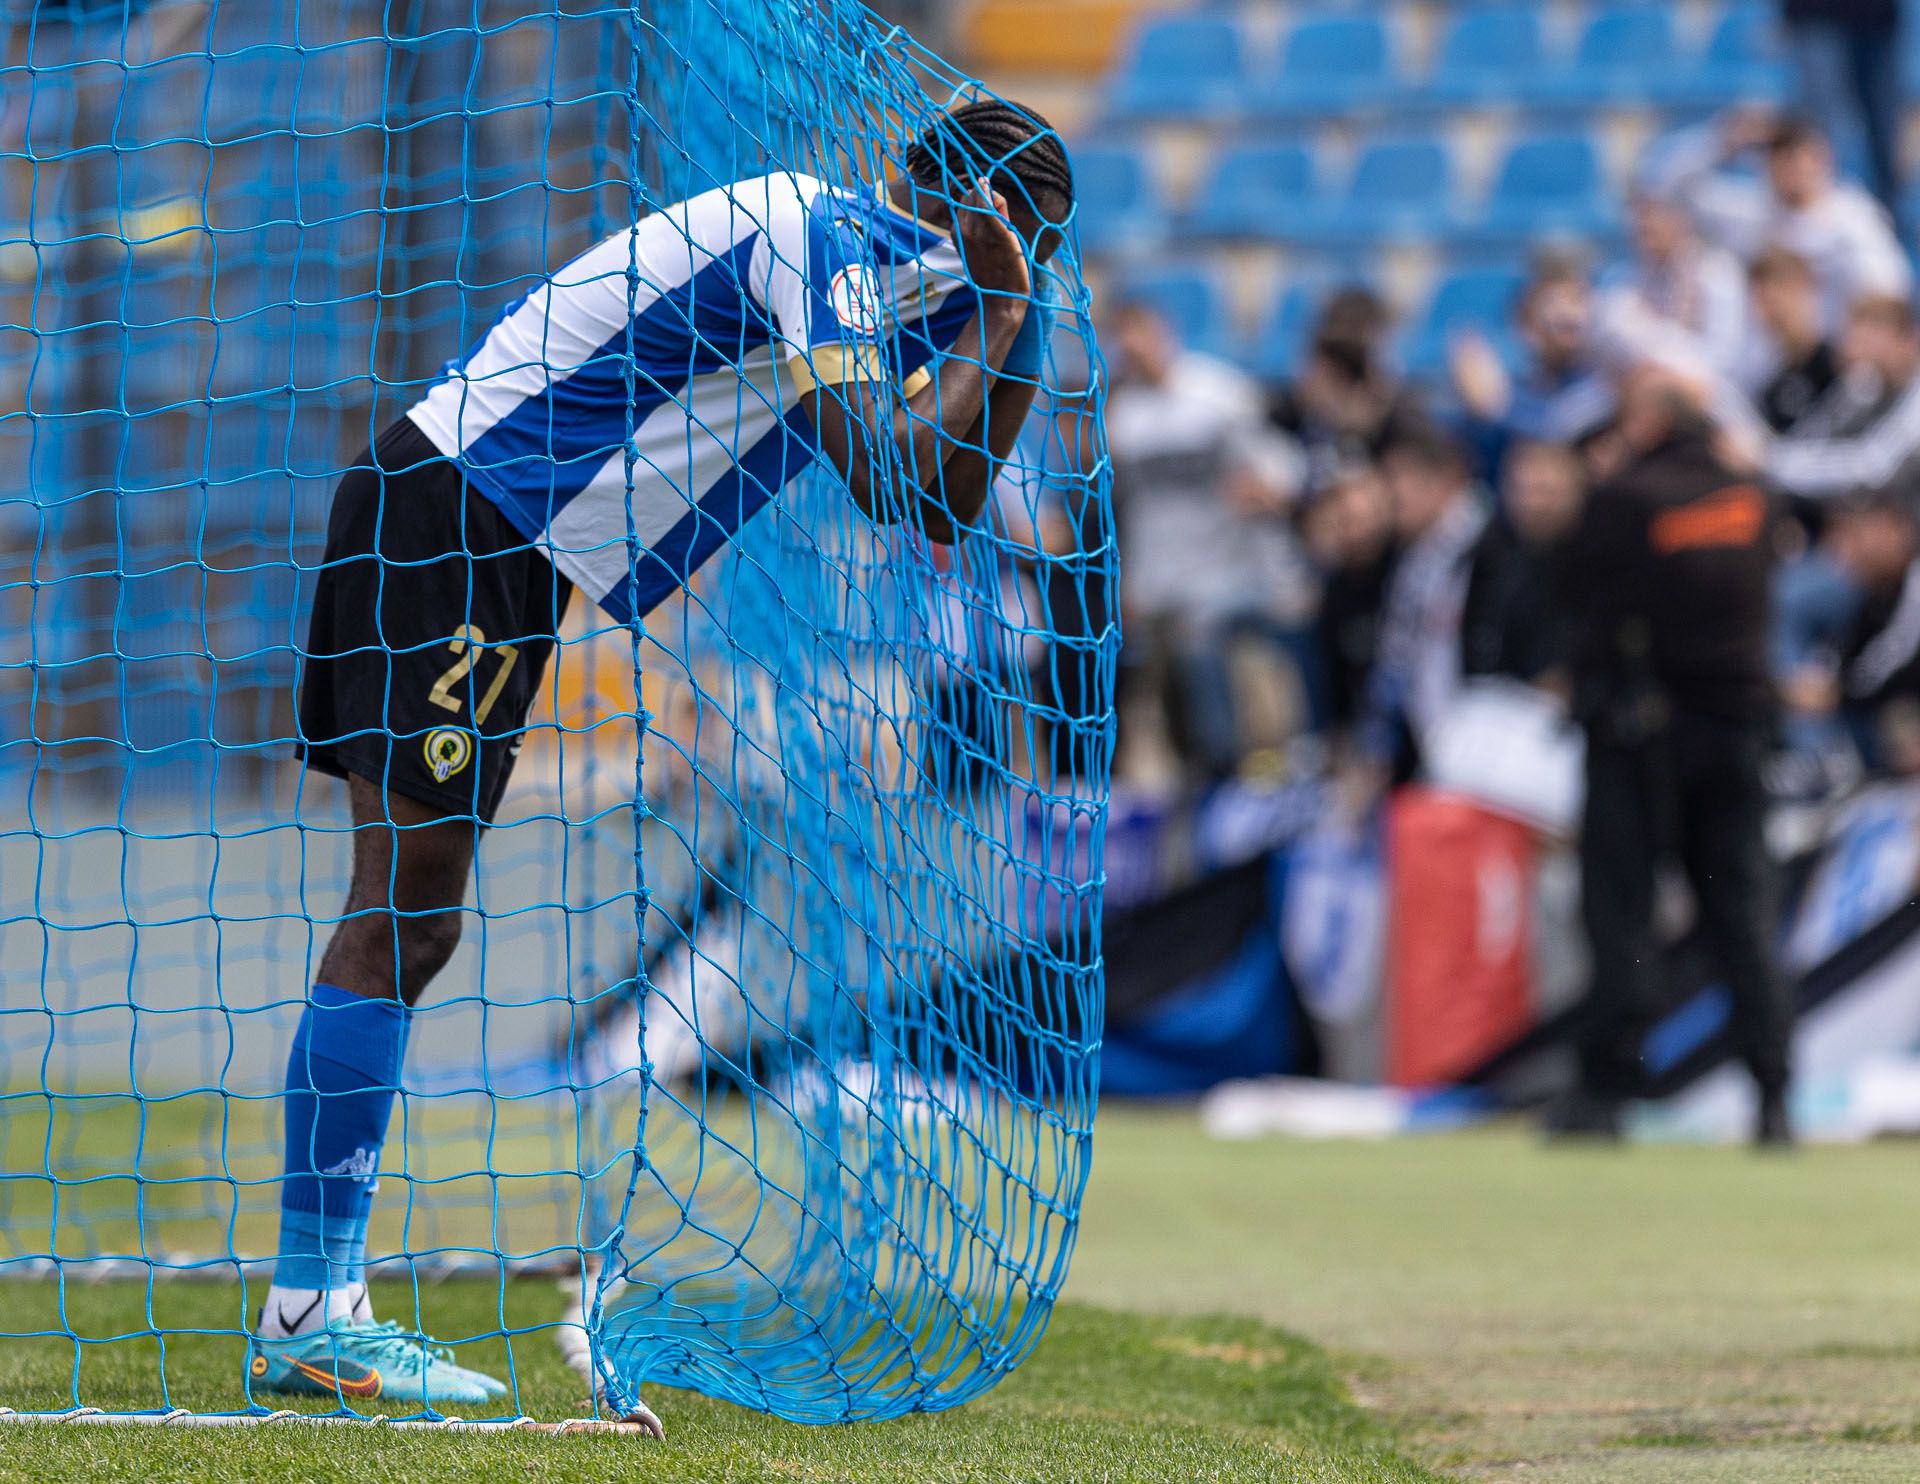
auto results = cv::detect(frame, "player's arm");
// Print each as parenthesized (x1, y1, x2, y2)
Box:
(806, 179, 1033, 546)
(930, 302, 1051, 533)
(806, 311, 1021, 544)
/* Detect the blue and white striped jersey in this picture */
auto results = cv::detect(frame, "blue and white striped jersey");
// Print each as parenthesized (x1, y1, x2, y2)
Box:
(407, 171, 978, 622)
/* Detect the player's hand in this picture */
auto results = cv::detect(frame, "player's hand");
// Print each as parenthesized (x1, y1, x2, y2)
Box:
(1448, 331, 1510, 422)
(1781, 666, 1840, 716)
(956, 175, 1031, 301)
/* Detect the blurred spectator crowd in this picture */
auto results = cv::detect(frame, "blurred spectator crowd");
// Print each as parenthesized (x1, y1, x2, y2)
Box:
(1100, 83, 1920, 821)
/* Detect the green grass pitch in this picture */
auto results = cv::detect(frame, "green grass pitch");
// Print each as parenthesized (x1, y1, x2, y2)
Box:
(11, 1108, 1920, 1482)
(0, 1290, 1435, 1484)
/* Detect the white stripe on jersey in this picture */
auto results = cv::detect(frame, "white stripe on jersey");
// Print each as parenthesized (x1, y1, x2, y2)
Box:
(405, 171, 974, 622)
(543, 344, 789, 606)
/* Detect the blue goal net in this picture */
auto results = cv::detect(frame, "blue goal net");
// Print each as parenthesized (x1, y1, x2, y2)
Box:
(0, 0, 1114, 1428)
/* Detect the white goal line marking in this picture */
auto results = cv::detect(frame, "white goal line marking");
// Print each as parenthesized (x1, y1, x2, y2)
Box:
(0, 1255, 581, 1282)
(0, 1406, 654, 1434)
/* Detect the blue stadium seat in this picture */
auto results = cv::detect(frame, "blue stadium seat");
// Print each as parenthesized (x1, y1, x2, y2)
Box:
(1114, 269, 1227, 357)
(1248, 278, 1332, 381)
(1107, 15, 1250, 121)
(1422, 8, 1545, 107)
(1184, 142, 1317, 239)
(1400, 266, 1525, 377)
(1523, 4, 1683, 107)
(1070, 146, 1164, 255)
(1655, 5, 1789, 107)
(1251, 13, 1392, 119)
(1292, 137, 1456, 245)
(1472, 132, 1617, 244)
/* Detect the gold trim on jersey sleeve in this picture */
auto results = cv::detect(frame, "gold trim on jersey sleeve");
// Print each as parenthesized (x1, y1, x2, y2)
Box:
(787, 343, 885, 394)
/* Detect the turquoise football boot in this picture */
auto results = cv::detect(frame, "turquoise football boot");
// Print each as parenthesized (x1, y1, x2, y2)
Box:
(246, 1319, 500, 1410)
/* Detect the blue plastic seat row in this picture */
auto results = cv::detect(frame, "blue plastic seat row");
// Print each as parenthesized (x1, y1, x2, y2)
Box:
(1110, 5, 1786, 122)
(1112, 266, 1528, 383)
(1077, 133, 1619, 253)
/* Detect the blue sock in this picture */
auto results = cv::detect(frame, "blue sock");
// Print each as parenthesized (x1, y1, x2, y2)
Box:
(275, 983, 410, 1291)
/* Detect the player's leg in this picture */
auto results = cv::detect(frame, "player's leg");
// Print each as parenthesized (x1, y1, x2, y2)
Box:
(317, 776, 476, 1006)
(249, 417, 570, 1408)
(259, 778, 474, 1333)
(249, 780, 500, 1406)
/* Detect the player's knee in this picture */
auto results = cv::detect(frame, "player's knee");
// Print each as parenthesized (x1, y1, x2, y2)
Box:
(395, 910, 462, 1001)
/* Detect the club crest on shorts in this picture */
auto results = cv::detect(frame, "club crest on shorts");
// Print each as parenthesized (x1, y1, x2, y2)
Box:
(424, 728, 473, 783)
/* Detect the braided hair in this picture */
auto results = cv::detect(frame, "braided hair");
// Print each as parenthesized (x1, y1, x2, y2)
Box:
(903, 99, 1074, 215)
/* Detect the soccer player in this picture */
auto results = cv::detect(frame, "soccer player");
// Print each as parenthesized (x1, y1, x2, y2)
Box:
(244, 100, 1073, 1420)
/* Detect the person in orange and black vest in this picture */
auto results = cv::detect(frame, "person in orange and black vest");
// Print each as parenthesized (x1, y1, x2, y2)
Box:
(1550, 369, 1794, 1147)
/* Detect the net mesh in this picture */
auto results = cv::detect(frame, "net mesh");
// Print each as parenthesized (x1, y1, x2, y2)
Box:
(0, 0, 1114, 1425)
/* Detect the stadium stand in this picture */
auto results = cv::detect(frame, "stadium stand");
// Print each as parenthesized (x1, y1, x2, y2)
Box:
(1655, 4, 1789, 108)
(1107, 13, 1249, 120)
(1247, 276, 1332, 381)
(1420, 7, 1546, 108)
(1072, 144, 1165, 253)
(1524, 4, 1680, 110)
(1400, 265, 1527, 377)
(1291, 135, 1457, 247)
(1474, 131, 1617, 245)
(1064, 0, 1818, 379)
(1186, 141, 1318, 240)
(1252, 12, 1394, 119)
(1114, 265, 1229, 356)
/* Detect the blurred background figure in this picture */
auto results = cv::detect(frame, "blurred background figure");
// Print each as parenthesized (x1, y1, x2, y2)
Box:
(1746, 247, 1839, 433)
(1649, 109, 1908, 336)
(1351, 419, 1488, 788)
(1770, 293, 1920, 497)
(1554, 371, 1791, 1145)
(1765, 293, 1920, 795)
(1791, 488, 1920, 776)
(1452, 257, 1616, 478)
(1458, 440, 1583, 691)
(1104, 295, 1311, 783)
(1609, 188, 1750, 381)
(1267, 287, 1424, 488)
(1303, 461, 1396, 747)
(1780, 0, 1905, 231)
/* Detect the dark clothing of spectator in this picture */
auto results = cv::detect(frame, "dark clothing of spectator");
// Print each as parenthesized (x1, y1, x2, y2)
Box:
(1460, 519, 1570, 685)
(1841, 560, 1920, 707)
(1782, 0, 1905, 227)
(1757, 339, 1840, 434)
(1316, 543, 1397, 732)
(1359, 494, 1491, 781)
(1835, 558, 1920, 768)
(1561, 428, 1776, 726)
(1456, 365, 1615, 490)
(1559, 424, 1790, 1103)
(1783, 0, 1896, 35)
(1265, 382, 1425, 493)
(1769, 366, 1920, 499)
(1579, 715, 1791, 1099)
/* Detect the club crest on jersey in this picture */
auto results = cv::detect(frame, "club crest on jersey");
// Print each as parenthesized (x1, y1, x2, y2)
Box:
(828, 265, 884, 336)
(424, 728, 473, 784)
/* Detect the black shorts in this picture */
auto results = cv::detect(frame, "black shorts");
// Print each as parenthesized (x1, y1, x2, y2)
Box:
(297, 417, 574, 823)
